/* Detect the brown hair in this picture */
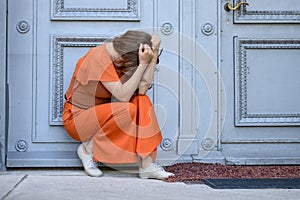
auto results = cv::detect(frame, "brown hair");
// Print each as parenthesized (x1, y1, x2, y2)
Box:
(112, 30, 152, 74)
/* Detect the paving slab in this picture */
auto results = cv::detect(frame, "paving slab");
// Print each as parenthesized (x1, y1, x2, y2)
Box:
(0, 170, 300, 200)
(0, 175, 25, 199)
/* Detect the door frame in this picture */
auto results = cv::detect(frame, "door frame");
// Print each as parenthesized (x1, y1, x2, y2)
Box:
(0, 0, 7, 171)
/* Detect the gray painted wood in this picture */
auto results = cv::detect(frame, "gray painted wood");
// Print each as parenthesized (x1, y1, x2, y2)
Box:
(220, 0, 300, 164)
(0, 0, 7, 170)
(6, 0, 184, 167)
(4, 0, 300, 167)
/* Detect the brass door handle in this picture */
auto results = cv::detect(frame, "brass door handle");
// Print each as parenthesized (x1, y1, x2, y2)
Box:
(224, 2, 249, 12)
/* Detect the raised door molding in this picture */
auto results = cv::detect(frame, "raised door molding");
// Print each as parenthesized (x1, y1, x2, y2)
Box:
(51, 0, 140, 21)
(50, 36, 107, 125)
(234, 38, 300, 126)
(233, 0, 300, 24)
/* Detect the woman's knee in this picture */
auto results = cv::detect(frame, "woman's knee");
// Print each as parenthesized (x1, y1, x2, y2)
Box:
(127, 102, 137, 119)
(131, 94, 152, 106)
(111, 102, 137, 120)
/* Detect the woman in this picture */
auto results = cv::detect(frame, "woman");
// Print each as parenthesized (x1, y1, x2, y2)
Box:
(62, 30, 174, 180)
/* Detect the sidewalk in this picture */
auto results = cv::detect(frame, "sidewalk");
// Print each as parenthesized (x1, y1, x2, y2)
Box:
(1, 169, 300, 200)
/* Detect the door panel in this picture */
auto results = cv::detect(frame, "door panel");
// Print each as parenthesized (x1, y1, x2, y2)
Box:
(7, 0, 182, 167)
(221, 0, 300, 164)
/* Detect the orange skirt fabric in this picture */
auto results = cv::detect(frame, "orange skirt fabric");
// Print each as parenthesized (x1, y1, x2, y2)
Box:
(62, 95, 162, 164)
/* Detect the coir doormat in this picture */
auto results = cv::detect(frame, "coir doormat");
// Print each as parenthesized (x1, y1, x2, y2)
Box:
(164, 163, 300, 183)
(202, 178, 300, 189)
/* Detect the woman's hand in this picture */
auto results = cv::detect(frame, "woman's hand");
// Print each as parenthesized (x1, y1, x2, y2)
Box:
(151, 34, 161, 64)
(138, 43, 153, 66)
(151, 34, 161, 53)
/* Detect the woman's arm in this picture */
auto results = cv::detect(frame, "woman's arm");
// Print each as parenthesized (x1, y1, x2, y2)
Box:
(138, 59, 157, 95)
(102, 44, 153, 102)
(138, 34, 161, 94)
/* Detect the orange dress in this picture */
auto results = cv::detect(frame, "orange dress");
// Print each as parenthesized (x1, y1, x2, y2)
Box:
(62, 44, 162, 164)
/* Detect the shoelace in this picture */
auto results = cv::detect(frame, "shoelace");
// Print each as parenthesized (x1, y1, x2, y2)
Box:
(89, 160, 98, 169)
(88, 155, 98, 169)
(152, 163, 165, 172)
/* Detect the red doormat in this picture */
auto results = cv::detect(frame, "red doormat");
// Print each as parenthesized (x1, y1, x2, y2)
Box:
(164, 163, 300, 183)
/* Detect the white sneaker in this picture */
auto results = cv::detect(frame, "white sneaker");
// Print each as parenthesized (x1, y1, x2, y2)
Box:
(139, 163, 175, 180)
(77, 144, 103, 177)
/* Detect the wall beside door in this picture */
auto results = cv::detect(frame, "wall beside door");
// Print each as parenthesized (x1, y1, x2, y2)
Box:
(0, 0, 7, 171)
